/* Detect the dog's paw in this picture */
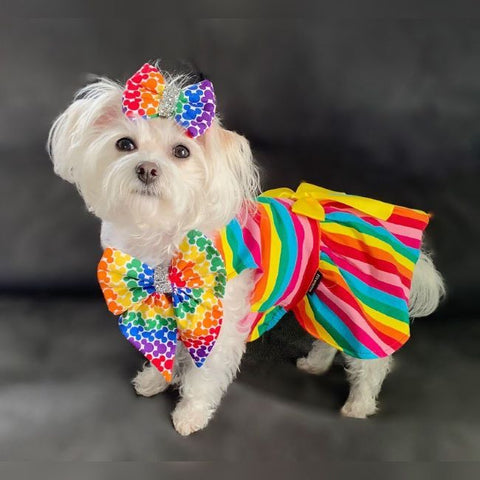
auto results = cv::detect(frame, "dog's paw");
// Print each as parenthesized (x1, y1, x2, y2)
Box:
(172, 401, 213, 436)
(132, 364, 169, 397)
(296, 357, 330, 375)
(340, 399, 377, 419)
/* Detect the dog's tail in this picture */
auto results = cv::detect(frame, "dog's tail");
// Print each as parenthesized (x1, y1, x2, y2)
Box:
(408, 250, 445, 318)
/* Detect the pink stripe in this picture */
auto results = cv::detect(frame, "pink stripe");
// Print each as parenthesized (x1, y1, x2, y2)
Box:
(325, 246, 408, 301)
(359, 216, 423, 250)
(354, 213, 424, 254)
(394, 234, 422, 249)
(240, 311, 261, 332)
(327, 249, 410, 298)
(281, 212, 316, 306)
(324, 204, 424, 244)
(243, 214, 262, 269)
(375, 218, 424, 241)
(273, 199, 305, 305)
(319, 284, 393, 357)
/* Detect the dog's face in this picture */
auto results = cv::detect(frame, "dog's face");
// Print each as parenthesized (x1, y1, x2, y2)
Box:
(48, 77, 259, 233)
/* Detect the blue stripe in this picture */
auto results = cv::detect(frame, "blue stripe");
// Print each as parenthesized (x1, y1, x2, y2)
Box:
(325, 211, 418, 262)
(325, 255, 407, 312)
(321, 251, 407, 321)
(226, 218, 258, 272)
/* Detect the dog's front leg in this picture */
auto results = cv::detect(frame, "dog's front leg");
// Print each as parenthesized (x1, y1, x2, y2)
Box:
(172, 272, 253, 436)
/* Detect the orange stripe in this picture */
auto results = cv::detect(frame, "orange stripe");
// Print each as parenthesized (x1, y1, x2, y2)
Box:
(392, 205, 430, 224)
(213, 232, 225, 261)
(250, 204, 271, 304)
(293, 297, 341, 349)
(323, 231, 413, 281)
(368, 314, 409, 341)
(321, 267, 407, 343)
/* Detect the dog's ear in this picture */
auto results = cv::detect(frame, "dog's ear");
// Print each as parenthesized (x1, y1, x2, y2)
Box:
(48, 98, 89, 183)
(200, 120, 260, 223)
(47, 78, 122, 184)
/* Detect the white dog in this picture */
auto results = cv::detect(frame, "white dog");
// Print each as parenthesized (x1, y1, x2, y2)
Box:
(48, 65, 445, 436)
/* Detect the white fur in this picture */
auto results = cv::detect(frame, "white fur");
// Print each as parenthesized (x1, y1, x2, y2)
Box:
(341, 354, 393, 418)
(409, 250, 446, 318)
(49, 70, 445, 434)
(296, 339, 337, 375)
(132, 363, 169, 397)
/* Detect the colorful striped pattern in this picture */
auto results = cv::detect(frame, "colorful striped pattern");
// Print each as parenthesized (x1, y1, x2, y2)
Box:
(216, 196, 321, 341)
(215, 185, 430, 359)
(216, 197, 320, 340)
(293, 202, 429, 358)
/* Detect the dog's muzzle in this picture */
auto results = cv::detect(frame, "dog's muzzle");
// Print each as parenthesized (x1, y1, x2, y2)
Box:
(135, 162, 158, 186)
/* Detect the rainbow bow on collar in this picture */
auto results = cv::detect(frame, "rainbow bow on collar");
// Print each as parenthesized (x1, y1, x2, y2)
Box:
(97, 230, 227, 382)
(122, 63, 216, 138)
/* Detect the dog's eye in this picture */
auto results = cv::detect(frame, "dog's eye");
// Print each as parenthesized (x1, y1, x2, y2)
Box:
(115, 137, 136, 152)
(173, 145, 190, 159)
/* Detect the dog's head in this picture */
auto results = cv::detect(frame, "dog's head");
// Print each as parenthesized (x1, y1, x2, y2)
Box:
(48, 64, 260, 234)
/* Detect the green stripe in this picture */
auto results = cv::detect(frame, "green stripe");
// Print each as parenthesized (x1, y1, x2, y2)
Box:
(325, 211, 418, 263)
(347, 279, 408, 323)
(306, 296, 357, 353)
(257, 307, 287, 337)
(256, 198, 295, 310)
(321, 255, 409, 323)
(225, 221, 250, 274)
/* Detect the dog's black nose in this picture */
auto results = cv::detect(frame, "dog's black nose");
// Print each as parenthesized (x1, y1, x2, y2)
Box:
(135, 162, 158, 185)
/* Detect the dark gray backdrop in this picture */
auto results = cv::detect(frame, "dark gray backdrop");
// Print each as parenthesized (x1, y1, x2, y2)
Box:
(1, 19, 479, 313)
(0, 16, 479, 461)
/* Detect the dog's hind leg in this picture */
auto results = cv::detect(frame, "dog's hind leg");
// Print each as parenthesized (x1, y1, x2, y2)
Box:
(297, 340, 337, 375)
(341, 354, 393, 418)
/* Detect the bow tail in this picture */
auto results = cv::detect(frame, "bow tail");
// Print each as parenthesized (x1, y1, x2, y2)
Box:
(175, 292, 223, 368)
(262, 183, 395, 221)
(296, 182, 395, 220)
(119, 298, 178, 382)
(174, 80, 216, 138)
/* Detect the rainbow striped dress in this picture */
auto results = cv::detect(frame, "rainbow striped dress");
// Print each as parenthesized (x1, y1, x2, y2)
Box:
(214, 183, 430, 359)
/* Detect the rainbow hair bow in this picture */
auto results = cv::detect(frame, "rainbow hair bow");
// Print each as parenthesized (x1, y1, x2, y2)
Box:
(97, 230, 227, 382)
(122, 63, 216, 138)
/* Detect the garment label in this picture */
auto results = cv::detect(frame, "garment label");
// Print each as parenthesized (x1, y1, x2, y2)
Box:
(307, 271, 323, 294)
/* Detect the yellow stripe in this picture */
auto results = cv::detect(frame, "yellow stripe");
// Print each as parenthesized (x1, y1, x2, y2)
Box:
(219, 229, 237, 279)
(248, 307, 276, 341)
(249, 329, 260, 342)
(251, 203, 282, 311)
(321, 222, 415, 272)
(360, 302, 410, 335)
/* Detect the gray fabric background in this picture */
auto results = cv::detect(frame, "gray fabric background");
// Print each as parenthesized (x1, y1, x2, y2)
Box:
(0, 14, 479, 460)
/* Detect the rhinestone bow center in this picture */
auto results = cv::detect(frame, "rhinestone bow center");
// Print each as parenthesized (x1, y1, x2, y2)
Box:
(154, 265, 173, 294)
(158, 84, 181, 118)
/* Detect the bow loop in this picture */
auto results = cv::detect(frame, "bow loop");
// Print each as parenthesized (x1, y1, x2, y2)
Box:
(97, 247, 155, 315)
(97, 230, 227, 382)
(174, 80, 216, 138)
(122, 63, 166, 119)
(122, 63, 216, 138)
(262, 182, 395, 221)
